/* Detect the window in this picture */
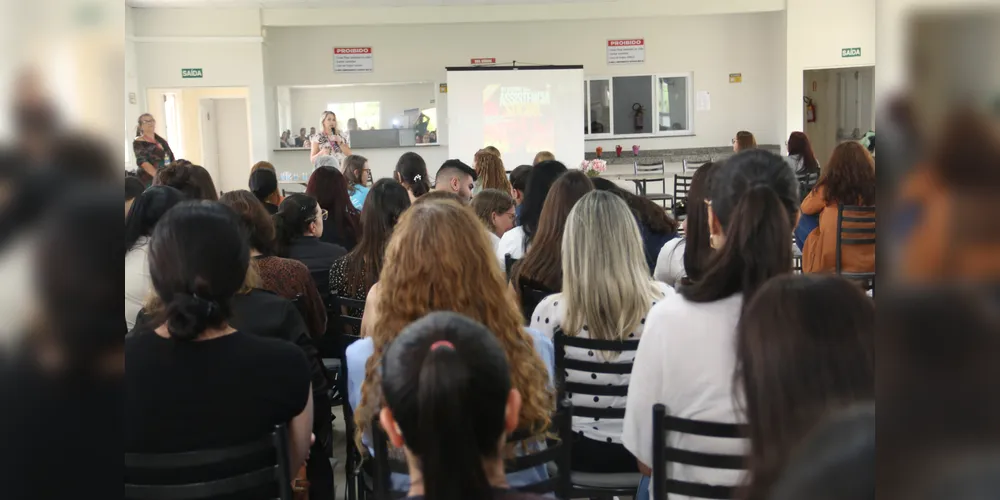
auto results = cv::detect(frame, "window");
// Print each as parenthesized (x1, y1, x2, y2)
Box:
(583, 73, 692, 138)
(163, 93, 183, 158)
(327, 101, 381, 131)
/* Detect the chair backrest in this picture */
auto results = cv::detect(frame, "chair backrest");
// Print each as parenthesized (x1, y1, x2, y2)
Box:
(835, 204, 876, 274)
(797, 172, 819, 202)
(634, 159, 666, 175)
(505, 253, 519, 280)
(681, 158, 711, 174)
(333, 295, 366, 335)
(672, 174, 694, 219)
(371, 404, 574, 499)
(125, 425, 294, 500)
(553, 327, 639, 421)
(518, 279, 556, 325)
(651, 404, 747, 500)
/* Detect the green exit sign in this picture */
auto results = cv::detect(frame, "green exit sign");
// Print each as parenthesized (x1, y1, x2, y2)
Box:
(181, 68, 204, 79)
(841, 47, 862, 58)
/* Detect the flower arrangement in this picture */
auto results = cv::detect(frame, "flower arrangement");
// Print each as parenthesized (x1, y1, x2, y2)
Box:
(579, 159, 608, 178)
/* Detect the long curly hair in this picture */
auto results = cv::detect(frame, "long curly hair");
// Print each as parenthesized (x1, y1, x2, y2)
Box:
(815, 141, 876, 206)
(354, 199, 553, 448)
(475, 150, 512, 194)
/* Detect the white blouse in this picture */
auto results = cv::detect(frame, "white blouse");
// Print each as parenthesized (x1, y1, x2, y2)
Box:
(622, 292, 748, 499)
(654, 238, 687, 287)
(125, 237, 153, 330)
(496, 226, 526, 264)
(529, 283, 673, 444)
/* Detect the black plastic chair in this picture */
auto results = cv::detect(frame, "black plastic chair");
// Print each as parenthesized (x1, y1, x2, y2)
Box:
(505, 253, 519, 281)
(125, 424, 294, 500)
(835, 204, 876, 292)
(327, 295, 366, 500)
(797, 172, 819, 202)
(651, 404, 747, 500)
(554, 329, 643, 497)
(671, 174, 694, 220)
(633, 160, 673, 207)
(371, 404, 574, 500)
(518, 279, 556, 325)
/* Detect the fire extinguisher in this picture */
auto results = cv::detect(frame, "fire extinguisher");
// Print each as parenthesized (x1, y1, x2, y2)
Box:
(632, 103, 645, 131)
(804, 97, 817, 123)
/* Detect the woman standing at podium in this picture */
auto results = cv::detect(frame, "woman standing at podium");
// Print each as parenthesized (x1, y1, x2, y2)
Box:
(310, 111, 352, 165)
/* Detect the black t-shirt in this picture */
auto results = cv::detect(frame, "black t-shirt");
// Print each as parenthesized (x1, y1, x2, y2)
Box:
(125, 331, 310, 495)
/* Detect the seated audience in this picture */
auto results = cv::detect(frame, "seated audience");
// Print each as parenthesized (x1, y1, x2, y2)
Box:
(313, 154, 340, 171)
(654, 161, 719, 287)
(330, 179, 411, 315)
(800, 141, 876, 274)
(511, 171, 593, 296)
(785, 131, 821, 176)
(508, 164, 533, 223)
(434, 159, 477, 202)
(125, 175, 144, 218)
(474, 149, 512, 195)
(497, 160, 567, 262)
(416, 190, 467, 205)
(530, 191, 672, 473)
(482, 145, 502, 157)
(249, 167, 282, 215)
(533, 151, 555, 165)
(349, 198, 555, 491)
(592, 178, 679, 273)
(733, 130, 757, 152)
(250, 160, 275, 173)
(342, 154, 372, 210)
(394, 152, 431, 203)
(736, 274, 875, 500)
(124, 201, 313, 498)
(471, 189, 517, 260)
(295, 128, 307, 148)
(274, 193, 347, 297)
(306, 165, 362, 250)
(623, 150, 798, 495)
(378, 312, 552, 500)
(219, 190, 327, 338)
(125, 186, 185, 329)
(155, 161, 218, 201)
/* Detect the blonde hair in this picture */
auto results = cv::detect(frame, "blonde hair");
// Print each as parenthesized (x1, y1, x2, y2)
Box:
(561, 191, 664, 357)
(736, 130, 757, 151)
(320, 111, 341, 136)
(475, 150, 512, 193)
(471, 189, 515, 234)
(250, 161, 275, 173)
(355, 199, 553, 448)
(533, 151, 555, 165)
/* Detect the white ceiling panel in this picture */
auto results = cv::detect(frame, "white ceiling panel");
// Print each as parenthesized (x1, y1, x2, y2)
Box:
(128, 0, 609, 8)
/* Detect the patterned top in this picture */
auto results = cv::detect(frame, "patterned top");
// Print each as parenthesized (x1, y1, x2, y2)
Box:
(329, 257, 369, 317)
(254, 256, 327, 338)
(310, 131, 350, 164)
(133, 136, 174, 174)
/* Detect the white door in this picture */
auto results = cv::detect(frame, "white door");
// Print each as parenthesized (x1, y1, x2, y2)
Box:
(199, 99, 220, 185)
(212, 98, 251, 193)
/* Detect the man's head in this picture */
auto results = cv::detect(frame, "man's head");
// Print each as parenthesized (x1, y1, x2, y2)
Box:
(509, 164, 533, 205)
(434, 159, 477, 201)
(299, 128, 306, 137)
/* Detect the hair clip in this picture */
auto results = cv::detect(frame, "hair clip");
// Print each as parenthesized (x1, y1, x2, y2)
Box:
(413, 174, 422, 182)
(429, 340, 454, 351)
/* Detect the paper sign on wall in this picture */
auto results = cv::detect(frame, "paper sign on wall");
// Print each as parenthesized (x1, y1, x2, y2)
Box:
(696, 91, 711, 111)
(729, 73, 742, 84)
(334, 47, 374, 73)
(471, 58, 496, 65)
(607, 39, 645, 65)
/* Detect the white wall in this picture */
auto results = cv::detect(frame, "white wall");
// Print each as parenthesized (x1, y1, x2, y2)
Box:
(214, 98, 253, 192)
(785, 0, 876, 145)
(287, 83, 436, 134)
(264, 12, 786, 155)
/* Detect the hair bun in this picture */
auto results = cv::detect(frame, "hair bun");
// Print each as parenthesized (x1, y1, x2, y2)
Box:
(166, 293, 222, 341)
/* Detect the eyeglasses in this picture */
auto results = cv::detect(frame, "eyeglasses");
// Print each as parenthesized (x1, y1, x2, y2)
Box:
(142, 119, 156, 125)
(321, 209, 329, 221)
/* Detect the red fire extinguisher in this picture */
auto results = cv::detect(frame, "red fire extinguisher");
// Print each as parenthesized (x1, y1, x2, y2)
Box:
(804, 97, 817, 123)
(632, 103, 645, 131)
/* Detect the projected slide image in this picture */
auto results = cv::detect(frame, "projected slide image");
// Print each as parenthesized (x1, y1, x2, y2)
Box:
(482, 84, 556, 157)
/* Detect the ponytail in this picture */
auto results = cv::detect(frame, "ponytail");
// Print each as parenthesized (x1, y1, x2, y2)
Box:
(410, 176, 431, 198)
(417, 347, 493, 500)
(395, 152, 430, 198)
(682, 185, 793, 304)
(272, 194, 317, 257)
(164, 293, 227, 341)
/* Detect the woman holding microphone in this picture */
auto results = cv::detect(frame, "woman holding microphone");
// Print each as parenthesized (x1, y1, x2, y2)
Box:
(133, 113, 175, 185)
(310, 111, 352, 165)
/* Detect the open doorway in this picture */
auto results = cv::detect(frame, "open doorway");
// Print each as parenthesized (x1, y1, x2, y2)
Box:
(802, 66, 874, 165)
(145, 86, 252, 192)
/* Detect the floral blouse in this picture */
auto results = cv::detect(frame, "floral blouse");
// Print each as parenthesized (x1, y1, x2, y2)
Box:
(133, 136, 174, 172)
(311, 131, 350, 164)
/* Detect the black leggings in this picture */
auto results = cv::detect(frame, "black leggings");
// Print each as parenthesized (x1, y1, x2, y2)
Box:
(570, 433, 639, 473)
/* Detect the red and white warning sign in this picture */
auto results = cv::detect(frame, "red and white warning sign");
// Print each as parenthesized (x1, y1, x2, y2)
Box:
(606, 39, 645, 65)
(471, 58, 496, 65)
(334, 47, 374, 73)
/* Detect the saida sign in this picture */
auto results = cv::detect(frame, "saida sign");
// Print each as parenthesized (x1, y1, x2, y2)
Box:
(181, 68, 204, 79)
(841, 47, 862, 58)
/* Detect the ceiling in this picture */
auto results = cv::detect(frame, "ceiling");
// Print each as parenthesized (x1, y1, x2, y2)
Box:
(127, 0, 605, 8)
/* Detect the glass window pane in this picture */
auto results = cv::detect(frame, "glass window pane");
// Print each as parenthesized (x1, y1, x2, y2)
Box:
(588, 80, 610, 134)
(583, 82, 589, 134)
(657, 77, 689, 131)
(612, 76, 653, 135)
(354, 101, 380, 130)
